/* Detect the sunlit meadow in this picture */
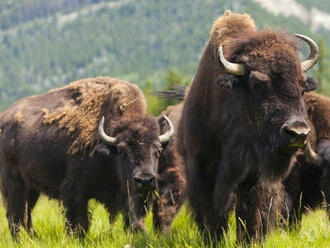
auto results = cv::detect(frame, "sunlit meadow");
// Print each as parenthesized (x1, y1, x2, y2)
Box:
(0, 196, 328, 247)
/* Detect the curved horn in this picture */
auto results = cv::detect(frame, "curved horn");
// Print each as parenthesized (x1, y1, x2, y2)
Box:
(98, 116, 117, 146)
(218, 45, 246, 76)
(159, 115, 174, 144)
(304, 141, 322, 166)
(295, 34, 319, 72)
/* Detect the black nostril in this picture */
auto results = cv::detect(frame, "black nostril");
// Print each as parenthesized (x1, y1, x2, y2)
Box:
(284, 127, 300, 138)
(284, 127, 309, 139)
(134, 177, 144, 184)
(146, 176, 155, 184)
(134, 175, 155, 186)
(282, 123, 310, 147)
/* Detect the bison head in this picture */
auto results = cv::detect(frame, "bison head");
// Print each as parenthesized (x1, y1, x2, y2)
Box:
(98, 115, 173, 230)
(216, 32, 319, 177)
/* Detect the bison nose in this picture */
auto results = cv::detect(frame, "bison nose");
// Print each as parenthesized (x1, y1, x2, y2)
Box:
(281, 121, 310, 148)
(134, 174, 156, 190)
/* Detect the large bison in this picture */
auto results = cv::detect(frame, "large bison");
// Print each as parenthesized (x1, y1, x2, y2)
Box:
(177, 11, 320, 243)
(0, 77, 174, 239)
(154, 84, 329, 234)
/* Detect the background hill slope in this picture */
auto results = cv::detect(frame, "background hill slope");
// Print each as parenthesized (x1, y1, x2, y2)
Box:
(0, 0, 329, 110)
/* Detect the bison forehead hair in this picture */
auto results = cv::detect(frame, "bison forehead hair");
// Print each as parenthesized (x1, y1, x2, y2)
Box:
(227, 31, 302, 79)
(112, 117, 161, 150)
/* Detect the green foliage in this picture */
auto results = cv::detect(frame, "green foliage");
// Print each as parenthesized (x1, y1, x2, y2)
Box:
(0, 0, 116, 30)
(0, 0, 329, 111)
(297, 0, 330, 13)
(316, 39, 329, 93)
(144, 80, 164, 116)
(145, 69, 190, 116)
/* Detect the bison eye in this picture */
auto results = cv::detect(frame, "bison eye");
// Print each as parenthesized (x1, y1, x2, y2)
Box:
(216, 74, 241, 89)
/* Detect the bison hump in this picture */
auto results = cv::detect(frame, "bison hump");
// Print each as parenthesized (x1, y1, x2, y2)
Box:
(42, 77, 147, 154)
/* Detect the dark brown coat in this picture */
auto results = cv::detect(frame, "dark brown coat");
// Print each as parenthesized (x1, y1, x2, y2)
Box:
(153, 87, 330, 234)
(0, 77, 168, 238)
(283, 92, 330, 223)
(177, 11, 318, 244)
(152, 103, 186, 232)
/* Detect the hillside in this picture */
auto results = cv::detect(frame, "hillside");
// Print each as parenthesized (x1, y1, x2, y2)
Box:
(0, 0, 329, 110)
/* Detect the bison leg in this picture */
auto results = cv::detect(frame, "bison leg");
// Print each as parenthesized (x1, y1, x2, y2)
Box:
(213, 159, 250, 216)
(152, 196, 176, 233)
(236, 183, 264, 243)
(24, 189, 40, 234)
(235, 180, 284, 243)
(206, 158, 251, 244)
(152, 183, 184, 233)
(63, 198, 89, 238)
(187, 161, 229, 245)
(152, 191, 178, 234)
(123, 197, 149, 232)
(4, 178, 26, 240)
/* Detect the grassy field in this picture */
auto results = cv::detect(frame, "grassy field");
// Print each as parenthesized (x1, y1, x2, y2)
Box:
(0, 196, 328, 248)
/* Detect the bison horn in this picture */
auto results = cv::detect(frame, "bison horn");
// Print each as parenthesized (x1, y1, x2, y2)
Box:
(159, 115, 174, 144)
(98, 116, 117, 145)
(295, 34, 319, 72)
(304, 141, 322, 166)
(218, 45, 246, 76)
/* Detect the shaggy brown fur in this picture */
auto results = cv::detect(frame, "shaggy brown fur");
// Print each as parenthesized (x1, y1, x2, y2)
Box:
(153, 86, 330, 233)
(0, 77, 168, 239)
(304, 92, 330, 141)
(210, 11, 256, 49)
(42, 77, 146, 154)
(177, 11, 317, 245)
(283, 92, 330, 224)
(152, 103, 186, 232)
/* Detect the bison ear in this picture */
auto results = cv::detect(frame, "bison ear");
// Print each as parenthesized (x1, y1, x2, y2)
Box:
(248, 71, 271, 91)
(304, 77, 319, 92)
(216, 74, 241, 89)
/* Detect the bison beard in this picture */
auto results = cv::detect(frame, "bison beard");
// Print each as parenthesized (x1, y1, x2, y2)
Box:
(0, 77, 174, 239)
(177, 11, 319, 244)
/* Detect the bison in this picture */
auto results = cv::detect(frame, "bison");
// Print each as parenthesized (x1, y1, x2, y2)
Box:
(152, 102, 186, 232)
(283, 91, 330, 225)
(0, 77, 174, 239)
(176, 11, 320, 243)
(154, 81, 329, 235)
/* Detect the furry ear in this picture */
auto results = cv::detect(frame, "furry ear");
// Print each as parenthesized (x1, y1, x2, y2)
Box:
(304, 77, 319, 92)
(216, 74, 241, 89)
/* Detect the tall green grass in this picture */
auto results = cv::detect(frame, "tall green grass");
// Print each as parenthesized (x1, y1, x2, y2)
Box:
(0, 196, 328, 247)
